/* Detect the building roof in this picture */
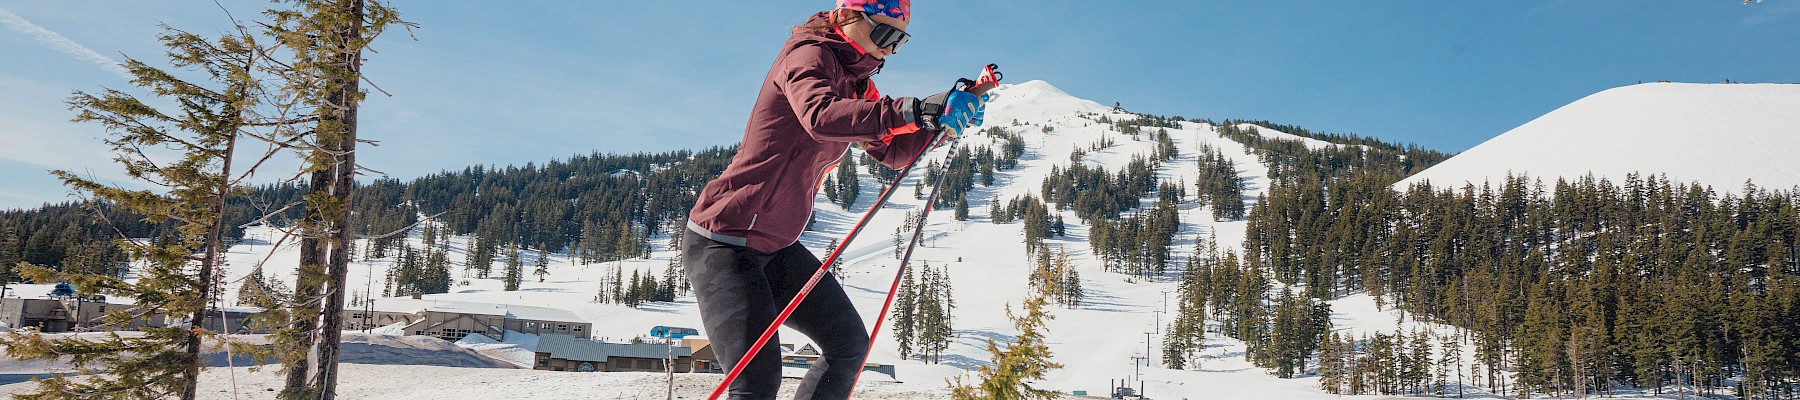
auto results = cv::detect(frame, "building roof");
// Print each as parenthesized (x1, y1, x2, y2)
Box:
(357, 298, 584, 323)
(537, 334, 692, 362)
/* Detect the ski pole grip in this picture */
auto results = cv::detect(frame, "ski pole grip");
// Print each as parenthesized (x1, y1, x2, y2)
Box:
(967, 63, 1003, 96)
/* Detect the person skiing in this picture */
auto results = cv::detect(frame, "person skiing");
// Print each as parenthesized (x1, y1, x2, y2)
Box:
(681, 1, 987, 398)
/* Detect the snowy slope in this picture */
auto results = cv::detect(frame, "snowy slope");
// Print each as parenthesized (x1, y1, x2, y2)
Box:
(1398, 83, 1800, 191)
(8, 80, 1604, 399)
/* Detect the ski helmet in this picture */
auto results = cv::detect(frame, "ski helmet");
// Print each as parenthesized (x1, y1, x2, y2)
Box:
(836, 0, 909, 22)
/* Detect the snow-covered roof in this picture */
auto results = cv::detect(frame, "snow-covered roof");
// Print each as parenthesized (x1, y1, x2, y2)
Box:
(1, 284, 80, 300)
(500, 304, 584, 323)
(536, 333, 691, 362)
(358, 298, 584, 323)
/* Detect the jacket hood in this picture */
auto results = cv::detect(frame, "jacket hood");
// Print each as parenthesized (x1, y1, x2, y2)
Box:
(791, 11, 885, 80)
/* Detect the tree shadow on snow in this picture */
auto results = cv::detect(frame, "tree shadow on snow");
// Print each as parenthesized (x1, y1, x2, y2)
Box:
(1075, 291, 1136, 313)
(937, 353, 991, 371)
(635, 299, 698, 314)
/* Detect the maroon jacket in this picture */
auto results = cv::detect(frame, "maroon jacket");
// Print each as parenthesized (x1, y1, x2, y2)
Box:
(687, 11, 941, 254)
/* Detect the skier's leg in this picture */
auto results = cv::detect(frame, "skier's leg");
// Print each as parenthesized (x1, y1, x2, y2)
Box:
(684, 230, 783, 399)
(767, 242, 870, 400)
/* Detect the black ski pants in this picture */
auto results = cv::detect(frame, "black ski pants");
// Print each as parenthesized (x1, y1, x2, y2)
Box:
(682, 230, 870, 400)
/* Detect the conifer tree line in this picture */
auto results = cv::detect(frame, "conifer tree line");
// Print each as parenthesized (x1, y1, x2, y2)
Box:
(1245, 170, 1800, 398)
(405, 146, 734, 257)
(1318, 330, 1466, 397)
(1039, 154, 1160, 221)
(383, 224, 454, 297)
(861, 152, 900, 185)
(1154, 119, 1448, 388)
(923, 145, 981, 211)
(984, 126, 1028, 170)
(1193, 143, 1247, 221)
(0, 148, 717, 287)
(588, 263, 686, 308)
(1087, 193, 1181, 279)
(1162, 237, 1332, 380)
(0, 204, 187, 281)
(1214, 120, 1450, 183)
(891, 261, 956, 363)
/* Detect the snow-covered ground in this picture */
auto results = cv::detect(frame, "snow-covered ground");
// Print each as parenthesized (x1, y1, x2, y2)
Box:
(1396, 82, 1800, 192)
(3, 80, 1722, 399)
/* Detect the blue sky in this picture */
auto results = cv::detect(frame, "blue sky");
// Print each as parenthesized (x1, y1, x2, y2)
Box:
(2, 1, 1797, 209)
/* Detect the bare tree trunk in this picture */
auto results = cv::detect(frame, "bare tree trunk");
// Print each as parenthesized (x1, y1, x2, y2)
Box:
(185, 115, 239, 400)
(284, 163, 326, 400)
(310, 1, 364, 398)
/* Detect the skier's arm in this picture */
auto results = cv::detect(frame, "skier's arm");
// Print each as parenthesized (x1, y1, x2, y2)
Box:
(860, 128, 942, 170)
(778, 45, 920, 143)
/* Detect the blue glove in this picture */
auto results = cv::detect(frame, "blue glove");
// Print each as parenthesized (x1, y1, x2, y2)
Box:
(916, 91, 989, 139)
(941, 91, 989, 138)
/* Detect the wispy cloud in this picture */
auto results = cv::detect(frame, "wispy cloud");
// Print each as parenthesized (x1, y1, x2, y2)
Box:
(0, 6, 132, 80)
(1737, 2, 1800, 32)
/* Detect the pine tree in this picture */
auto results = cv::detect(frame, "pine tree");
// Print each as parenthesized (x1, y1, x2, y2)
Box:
(463, 235, 489, 278)
(638, 272, 660, 307)
(611, 266, 625, 304)
(503, 243, 523, 291)
(658, 264, 680, 301)
(0, 18, 294, 399)
(1319, 333, 1344, 393)
(612, 221, 638, 264)
(835, 153, 860, 209)
(1440, 332, 1463, 397)
(423, 246, 450, 294)
(1062, 269, 1084, 308)
(578, 220, 604, 264)
(273, 3, 405, 397)
(825, 238, 844, 277)
(917, 263, 950, 363)
(893, 263, 918, 359)
(949, 294, 1062, 400)
(533, 249, 549, 283)
(823, 175, 840, 204)
(626, 269, 644, 308)
(1, 227, 21, 287)
(989, 196, 1005, 223)
(1408, 331, 1434, 395)
(954, 194, 970, 221)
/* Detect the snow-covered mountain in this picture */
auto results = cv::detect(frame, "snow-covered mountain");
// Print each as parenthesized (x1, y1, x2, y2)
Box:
(1397, 83, 1800, 192)
(0, 80, 1487, 399)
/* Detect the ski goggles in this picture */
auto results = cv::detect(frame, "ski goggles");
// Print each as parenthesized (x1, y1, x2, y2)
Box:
(861, 12, 910, 52)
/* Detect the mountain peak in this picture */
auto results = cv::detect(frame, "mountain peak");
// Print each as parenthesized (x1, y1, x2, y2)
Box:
(1398, 82, 1800, 192)
(983, 80, 1111, 125)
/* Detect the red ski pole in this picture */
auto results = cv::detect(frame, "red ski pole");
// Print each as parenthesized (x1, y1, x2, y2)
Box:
(705, 134, 935, 400)
(705, 64, 1001, 400)
(849, 63, 1002, 395)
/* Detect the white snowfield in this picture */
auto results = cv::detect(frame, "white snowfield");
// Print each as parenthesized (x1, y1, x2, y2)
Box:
(4, 80, 1709, 399)
(1398, 82, 1800, 192)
